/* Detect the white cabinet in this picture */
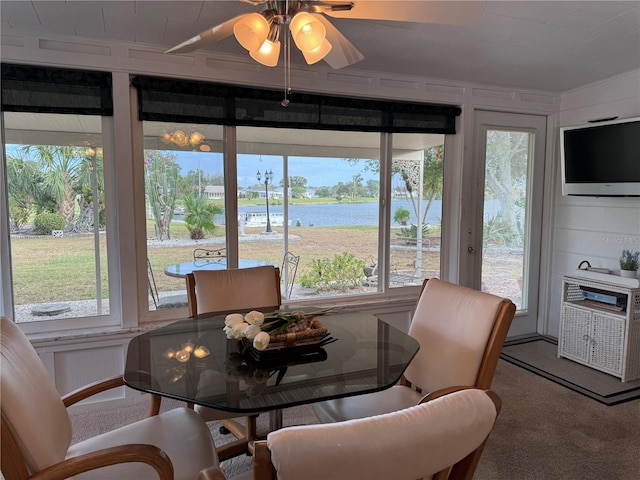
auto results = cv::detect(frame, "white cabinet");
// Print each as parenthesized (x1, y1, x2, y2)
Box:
(558, 274, 640, 382)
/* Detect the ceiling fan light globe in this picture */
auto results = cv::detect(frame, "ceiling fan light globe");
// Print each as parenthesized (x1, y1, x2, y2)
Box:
(250, 39, 280, 67)
(189, 131, 205, 146)
(290, 12, 326, 52)
(302, 38, 332, 64)
(233, 13, 270, 51)
(171, 130, 188, 147)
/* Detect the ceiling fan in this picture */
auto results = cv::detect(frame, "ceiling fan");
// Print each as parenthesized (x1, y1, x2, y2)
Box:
(166, 1, 486, 69)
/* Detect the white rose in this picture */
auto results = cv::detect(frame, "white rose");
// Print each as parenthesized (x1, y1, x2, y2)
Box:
(245, 310, 265, 326)
(225, 313, 245, 327)
(223, 325, 234, 339)
(243, 324, 262, 340)
(232, 321, 249, 339)
(253, 331, 271, 351)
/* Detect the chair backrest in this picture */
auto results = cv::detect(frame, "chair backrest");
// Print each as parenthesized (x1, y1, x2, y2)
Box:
(185, 266, 281, 317)
(253, 388, 501, 480)
(403, 278, 515, 394)
(1, 316, 73, 478)
(193, 247, 226, 263)
(281, 252, 300, 299)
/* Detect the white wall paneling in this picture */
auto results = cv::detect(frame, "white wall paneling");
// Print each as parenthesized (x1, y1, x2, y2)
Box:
(547, 69, 640, 337)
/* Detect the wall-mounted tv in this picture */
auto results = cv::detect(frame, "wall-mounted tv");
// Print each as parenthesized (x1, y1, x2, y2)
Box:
(560, 116, 640, 197)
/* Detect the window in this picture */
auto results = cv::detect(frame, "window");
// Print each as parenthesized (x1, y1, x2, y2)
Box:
(2, 113, 114, 326)
(1, 64, 115, 329)
(142, 122, 225, 311)
(390, 133, 445, 287)
(237, 126, 381, 300)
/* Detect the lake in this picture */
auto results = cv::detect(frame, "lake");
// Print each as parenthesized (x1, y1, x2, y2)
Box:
(236, 199, 444, 227)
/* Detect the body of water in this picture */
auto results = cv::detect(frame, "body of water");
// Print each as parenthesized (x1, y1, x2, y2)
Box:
(235, 199, 444, 227)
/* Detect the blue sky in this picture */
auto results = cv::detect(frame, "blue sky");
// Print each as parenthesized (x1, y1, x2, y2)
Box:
(6, 144, 378, 188)
(176, 152, 378, 188)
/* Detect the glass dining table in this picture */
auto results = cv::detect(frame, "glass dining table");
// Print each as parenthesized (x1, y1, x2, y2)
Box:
(123, 309, 420, 433)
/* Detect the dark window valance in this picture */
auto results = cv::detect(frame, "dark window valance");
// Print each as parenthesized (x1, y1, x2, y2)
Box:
(132, 76, 460, 134)
(1, 63, 113, 115)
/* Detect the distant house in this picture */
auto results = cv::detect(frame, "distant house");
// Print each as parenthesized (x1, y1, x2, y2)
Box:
(245, 188, 287, 200)
(204, 185, 240, 199)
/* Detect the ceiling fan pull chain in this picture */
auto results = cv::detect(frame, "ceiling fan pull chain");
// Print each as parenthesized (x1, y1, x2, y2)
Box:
(282, 22, 291, 107)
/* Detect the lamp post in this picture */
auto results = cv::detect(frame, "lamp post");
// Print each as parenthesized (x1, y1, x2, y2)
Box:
(257, 169, 274, 233)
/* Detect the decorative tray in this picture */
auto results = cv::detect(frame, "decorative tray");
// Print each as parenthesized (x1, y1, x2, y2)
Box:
(238, 319, 335, 362)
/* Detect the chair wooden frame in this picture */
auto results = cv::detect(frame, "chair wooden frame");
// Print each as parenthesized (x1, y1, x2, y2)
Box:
(244, 386, 502, 480)
(1, 375, 171, 480)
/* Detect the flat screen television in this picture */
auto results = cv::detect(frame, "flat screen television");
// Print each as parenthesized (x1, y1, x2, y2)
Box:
(560, 116, 640, 197)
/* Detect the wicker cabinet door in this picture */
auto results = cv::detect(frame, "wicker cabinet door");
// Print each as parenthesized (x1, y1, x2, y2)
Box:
(559, 304, 591, 362)
(589, 312, 625, 375)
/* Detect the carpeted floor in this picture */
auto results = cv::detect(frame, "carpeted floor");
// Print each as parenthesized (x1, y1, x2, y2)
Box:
(500, 335, 640, 405)
(69, 359, 640, 479)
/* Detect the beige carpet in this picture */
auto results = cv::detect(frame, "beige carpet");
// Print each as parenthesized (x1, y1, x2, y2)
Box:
(70, 360, 640, 479)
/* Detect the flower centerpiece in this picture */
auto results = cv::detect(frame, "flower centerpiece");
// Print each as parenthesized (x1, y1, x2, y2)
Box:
(619, 250, 639, 277)
(223, 309, 332, 352)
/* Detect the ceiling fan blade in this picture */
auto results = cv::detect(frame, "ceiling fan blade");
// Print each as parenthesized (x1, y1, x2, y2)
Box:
(165, 15, 245, 54)
(324, 1, 486, 25)
(315, 15, 364, 69)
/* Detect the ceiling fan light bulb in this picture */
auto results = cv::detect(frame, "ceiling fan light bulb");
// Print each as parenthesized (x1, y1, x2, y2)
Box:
(302, 38, 332, 64)
(290, 12, 326, 52)
(233, 13, 269, 51)
(250, 39, 280, 67)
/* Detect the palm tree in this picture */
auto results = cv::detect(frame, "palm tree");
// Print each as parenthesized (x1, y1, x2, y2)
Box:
(21, 145, 96, 227)
(6, 154, 42, 230)
(183, 194, 223, 240)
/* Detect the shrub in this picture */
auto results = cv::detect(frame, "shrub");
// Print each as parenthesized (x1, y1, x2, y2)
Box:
(33, 212, 66, 235)
(393, 206, 411, 225)
(397, 223, 432, 243)
(299, 252, 365, 291)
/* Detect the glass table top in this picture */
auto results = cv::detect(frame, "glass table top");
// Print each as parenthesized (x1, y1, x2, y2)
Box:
(164, 259, 273, 278)
(124, 309, 420, 413)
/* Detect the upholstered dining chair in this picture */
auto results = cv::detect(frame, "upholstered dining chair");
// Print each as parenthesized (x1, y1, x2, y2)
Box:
(313, 277, 516, 423)
(185, 265, 281, 461)
(206, 387, 501, 480)
(0, 316, 222, 480)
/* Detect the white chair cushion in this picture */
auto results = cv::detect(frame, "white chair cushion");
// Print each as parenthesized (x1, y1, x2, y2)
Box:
(313, 385, 422, 423)
(67, 407, 217, 480)
(268, 389, 498, 480)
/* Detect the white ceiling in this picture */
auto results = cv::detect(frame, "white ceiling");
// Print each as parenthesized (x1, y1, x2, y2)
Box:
(1, 1, 639, 93)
